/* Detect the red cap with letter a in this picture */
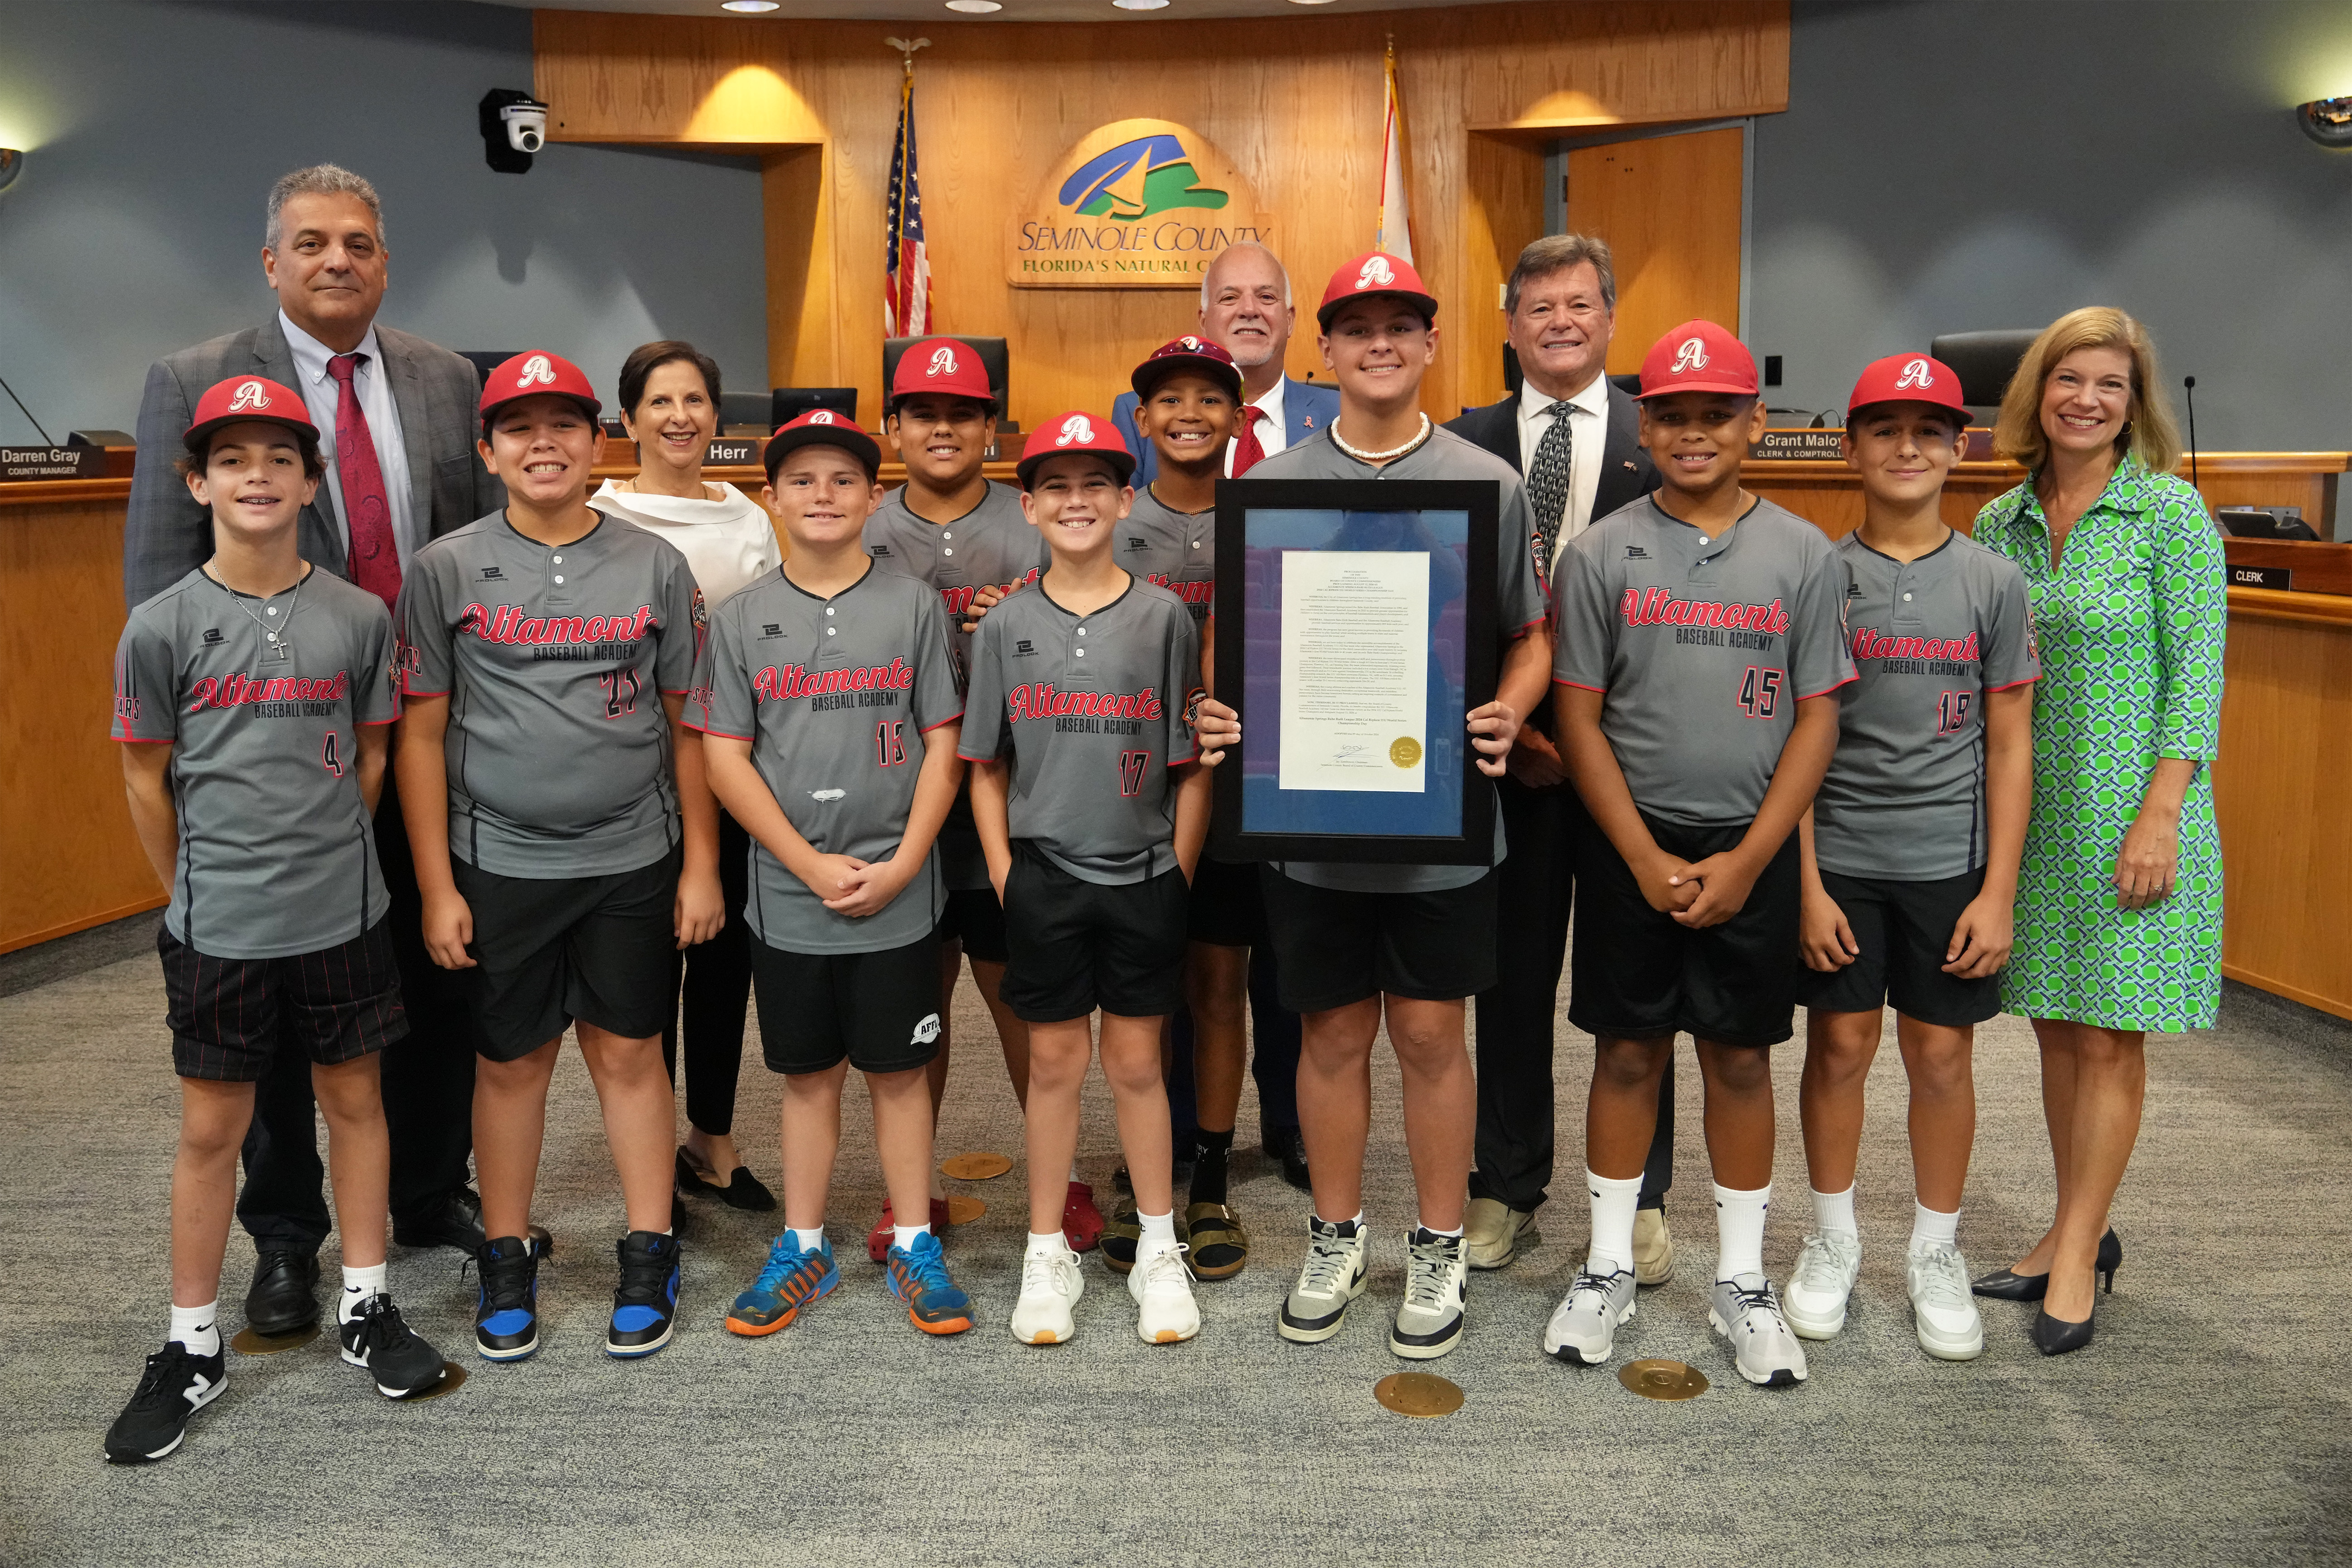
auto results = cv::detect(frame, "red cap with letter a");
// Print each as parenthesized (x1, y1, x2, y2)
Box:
(1316, 251, 1439, 331)
(1846, 353, 1970, 426)
(1017, 411, 1136, 489)
(1637, 320, 1758, 400)
(183, 376, 319, 455)
(479, 350, 602, 431)
(762, 408, 883, 483)
(891, 336, 997, 406)
(1132, 335, 1244, 402)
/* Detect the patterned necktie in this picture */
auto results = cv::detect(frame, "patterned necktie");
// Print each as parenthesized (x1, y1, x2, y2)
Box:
(1524, 401, 1574, 582)
(1231, 404, 1269, 476)
(326, 353, 401, 610)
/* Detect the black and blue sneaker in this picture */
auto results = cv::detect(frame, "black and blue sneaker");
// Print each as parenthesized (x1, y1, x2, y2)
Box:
(608, 1230, 680, 1359)
(473, 1235, 541, 1362)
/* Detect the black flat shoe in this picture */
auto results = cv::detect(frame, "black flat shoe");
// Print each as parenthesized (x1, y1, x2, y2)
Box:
(243, 1249, 320, 1336)
(1972, 1228, 2122, 1301)
(2031, 1303, 2096, 1356)
(675, 1148, 779, 1212)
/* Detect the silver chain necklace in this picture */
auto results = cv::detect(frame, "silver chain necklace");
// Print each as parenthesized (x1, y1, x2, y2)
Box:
(1330, 413, 1432, 465)
(206, 565, 304, 663)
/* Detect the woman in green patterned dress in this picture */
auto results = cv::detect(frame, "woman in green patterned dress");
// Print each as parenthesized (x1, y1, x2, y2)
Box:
(1966, 307, 2226, 1356)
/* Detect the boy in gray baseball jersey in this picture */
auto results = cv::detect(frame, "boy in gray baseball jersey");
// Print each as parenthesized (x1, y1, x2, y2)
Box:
(395, 351, 721, 1365)
(1246, 254, 1552, 1364)
(1549, 320, 1852, 1387)
(1782, 354, 2037, 1361)
(693, 411, 976, 1339)
(964, 413, 1216, 1348)
(107, 378, 447, 1462)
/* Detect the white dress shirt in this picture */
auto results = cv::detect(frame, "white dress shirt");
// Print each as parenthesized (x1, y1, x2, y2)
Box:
(1517, 371, 1612, 573)
(1224, 374, 1290, 477)
(279, 310, 418, 573)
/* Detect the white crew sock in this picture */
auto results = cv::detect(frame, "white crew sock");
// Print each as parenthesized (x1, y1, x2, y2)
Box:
(169, 1301, 220, 1357)
(790, 1226, 827, 1253)
(1811, 1184, 1858, 1240)
(1713, 1182, 1772, 1283)
(892, 1223, 929, 1253)
(1587, 1170, 1645, 1274)
(338, 1262, 388, 1324)
(1910, 1202, 1960, 1255)
(1026, 1229, 1073, 1257)
(1068, 1162, 1082, 1183)
(1137, 1210, 1178, 1251)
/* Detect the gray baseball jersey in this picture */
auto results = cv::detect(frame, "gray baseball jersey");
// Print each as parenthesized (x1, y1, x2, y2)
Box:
(864, 479, 1049, 890)
(1553, 495, 1856, 828)
(1119, 486, 1216, 629)
(1812, 531, 2039, 881)
(958, 576, 1202, 885)
(397, 512, 703, 878)
(1247, 426, 1549, 895)
(112, 567, 397, 959)
(688, 564, 964, 953)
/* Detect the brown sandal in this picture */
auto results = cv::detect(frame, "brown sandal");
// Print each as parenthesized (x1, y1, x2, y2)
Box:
(1181, 1201, 1249, 1280)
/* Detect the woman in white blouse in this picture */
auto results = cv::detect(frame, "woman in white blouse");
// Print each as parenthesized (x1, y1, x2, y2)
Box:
(592, 341, 783, 1218)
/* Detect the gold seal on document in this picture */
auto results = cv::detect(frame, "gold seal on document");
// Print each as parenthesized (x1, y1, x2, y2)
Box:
(1389, 737, 1422, 768)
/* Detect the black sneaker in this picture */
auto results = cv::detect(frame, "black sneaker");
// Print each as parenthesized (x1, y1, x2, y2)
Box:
(338, 1294, 449, 1397)
(473, 1236, 541, 1362)
(607, 1230, 681, 1359)
(103, 1342, 225, 1463)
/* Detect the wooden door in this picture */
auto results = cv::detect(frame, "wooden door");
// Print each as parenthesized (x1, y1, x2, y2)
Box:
(1565, 126, 1745, 375)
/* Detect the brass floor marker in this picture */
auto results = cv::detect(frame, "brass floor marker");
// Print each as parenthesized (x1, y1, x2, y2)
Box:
(941, 1152, 1012, 1181)
(946, 1194, 987, 1226)
(392, 1362, 468, 1403)
(1374, 1372, 1463, 1418)
(229, 1323, 319, 1357)
(1618, 1358, 1709, 1401)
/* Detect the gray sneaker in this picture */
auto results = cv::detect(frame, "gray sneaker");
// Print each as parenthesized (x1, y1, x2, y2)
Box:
(1278, 1218, 1368, 1343)
(1783, 1231, 1863, 1339)
(1906, 1244, 1985, 1361)
(1543, 1267, 1638, 1366)
(1709, 1274, 1809, 1387)
(1390, 1228, 1467, 1360)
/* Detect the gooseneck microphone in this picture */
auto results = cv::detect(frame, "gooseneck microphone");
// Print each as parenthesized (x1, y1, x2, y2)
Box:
(2183, 375, 2199, 492)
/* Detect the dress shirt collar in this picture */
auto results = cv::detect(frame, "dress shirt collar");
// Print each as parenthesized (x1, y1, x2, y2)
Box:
(1518, 368, 1610, 425)
(1244, 374, 1287, 426)
(278, 309, 384, 387)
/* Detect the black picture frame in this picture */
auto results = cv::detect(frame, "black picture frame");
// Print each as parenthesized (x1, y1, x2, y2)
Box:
(1210, 478, 1499, 864)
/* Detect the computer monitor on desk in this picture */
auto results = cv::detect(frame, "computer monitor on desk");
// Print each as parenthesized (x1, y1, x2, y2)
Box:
(770, 388, 860, 427)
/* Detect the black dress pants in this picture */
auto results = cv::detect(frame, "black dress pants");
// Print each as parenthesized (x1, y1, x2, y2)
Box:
(1469, 773, 1674, 1215)
(235, 773, 479, 1253)
(663, 810, 754, 1135)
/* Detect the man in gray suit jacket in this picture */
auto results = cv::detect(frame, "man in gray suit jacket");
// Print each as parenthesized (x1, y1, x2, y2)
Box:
(124, 165, 509, 1334)
(1442, 234, 1680, 1279)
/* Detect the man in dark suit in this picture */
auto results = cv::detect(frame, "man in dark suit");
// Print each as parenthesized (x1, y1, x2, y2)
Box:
(124, 165, 510, 1336)
(1444, 234, 1679, 1279)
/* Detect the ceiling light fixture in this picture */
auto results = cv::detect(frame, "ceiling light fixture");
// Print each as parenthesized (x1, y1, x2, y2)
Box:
(945, 1, 1002, 11)
(1288, 0, 1340, 5)
(720, 1, 780, 12)
(1113, 0, 1170, 9)
(0, 150, 21, 196)
(2298, 96, 2352, 148)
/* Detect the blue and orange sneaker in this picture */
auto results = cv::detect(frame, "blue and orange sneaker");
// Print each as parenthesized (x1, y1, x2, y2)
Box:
(473, 1235, 540, 1362)
(726, 1233, 839, 1336)
(886, 1229, 975, 1335)
(607, 1230, 680, 1359)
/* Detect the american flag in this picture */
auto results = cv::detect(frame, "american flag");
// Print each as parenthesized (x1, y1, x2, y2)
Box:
(885, 68, 931, 336)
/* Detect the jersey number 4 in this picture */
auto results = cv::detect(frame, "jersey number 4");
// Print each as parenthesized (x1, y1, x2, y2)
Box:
(1118, 750, 1148, 798)
(599, 668, 642, 720)
(1937, 690, 1974, 735)
(321, 732, 344, 778)
(876, 721, 908, 768)
(1735, 666, 1783, 720)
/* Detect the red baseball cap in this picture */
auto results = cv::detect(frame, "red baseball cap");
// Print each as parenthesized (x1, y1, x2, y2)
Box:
(1316, 251, 1439, 331)
(1637, 320, 1758, 399)
(1017, 411, 1136, 489)
(890, 337, 997, 408)
(1132, 335, 1244, 402)
(763, 408, 882, 483)
(183, 376, 318, 456)
(1846, 353, 1970, 426)
(479, 350, 602, 431)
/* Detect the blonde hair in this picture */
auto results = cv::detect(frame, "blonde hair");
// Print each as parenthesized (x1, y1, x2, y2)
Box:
(1993, 306, 2180, 474)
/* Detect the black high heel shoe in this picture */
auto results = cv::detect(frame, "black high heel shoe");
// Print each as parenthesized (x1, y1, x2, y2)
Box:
(2031, 1301, 2096, 1356)
(1971, 1228, 2123, 1301)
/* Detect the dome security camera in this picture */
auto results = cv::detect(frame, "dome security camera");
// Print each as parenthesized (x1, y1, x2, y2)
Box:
(502, 102, 548, 155)
(478, 89, 550, 174)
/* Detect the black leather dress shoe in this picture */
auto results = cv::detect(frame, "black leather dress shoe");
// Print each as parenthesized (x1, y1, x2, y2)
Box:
(1265, 1126, 1311, 1194)
(396, 1187, 554, 1257)
(244, 1249, 320, 1336)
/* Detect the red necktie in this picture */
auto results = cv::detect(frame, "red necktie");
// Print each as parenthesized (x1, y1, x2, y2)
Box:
(1231, 404, 1269, 476)
(326, 353, 401, 610)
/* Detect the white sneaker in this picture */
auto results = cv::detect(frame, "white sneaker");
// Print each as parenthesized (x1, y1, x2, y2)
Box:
(1907, 1244, 1986, 1361)
(1709, 1274, 1809, 1387)
(1390, 1228, 1467, 1360)
(1010, 1240, 1084, 1345)
(1129, 1241, 1200, 1344)
(1783, 1231, 1863, 1339)
(1278, 1218, 1369, 1343)
(1542, 1267, 1637, 1366)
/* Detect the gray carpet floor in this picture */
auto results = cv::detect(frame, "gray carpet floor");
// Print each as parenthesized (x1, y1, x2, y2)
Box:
(3, 926, 2348, 1567)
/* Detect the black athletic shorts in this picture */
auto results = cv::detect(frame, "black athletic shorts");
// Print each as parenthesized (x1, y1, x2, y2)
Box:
(452, 849, 681, 1062)
(1186, 854, 1266, 948)
(1000, 841, 1188, 1023)
(1568, 813, 1802, 1049)
(749, 933, 945, 1074)
(159, 920, 406, 1083)
(1258, 868, 1499, 1012)
(934, 885, 1010, 966)
(1799, 866, 2002, 1028)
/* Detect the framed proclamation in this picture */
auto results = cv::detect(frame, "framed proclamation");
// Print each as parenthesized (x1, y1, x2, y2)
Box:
(1209, 479, 1500, 864)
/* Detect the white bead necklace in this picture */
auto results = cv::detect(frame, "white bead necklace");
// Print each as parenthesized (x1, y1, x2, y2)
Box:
(1329, 414, 1432, 465)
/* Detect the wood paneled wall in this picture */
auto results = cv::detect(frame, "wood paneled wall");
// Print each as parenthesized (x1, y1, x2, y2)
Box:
(533, 2, 1789, 431)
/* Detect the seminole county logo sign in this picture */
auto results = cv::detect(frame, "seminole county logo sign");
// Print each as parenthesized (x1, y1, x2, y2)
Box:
(1009, 120, 1268, 290)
